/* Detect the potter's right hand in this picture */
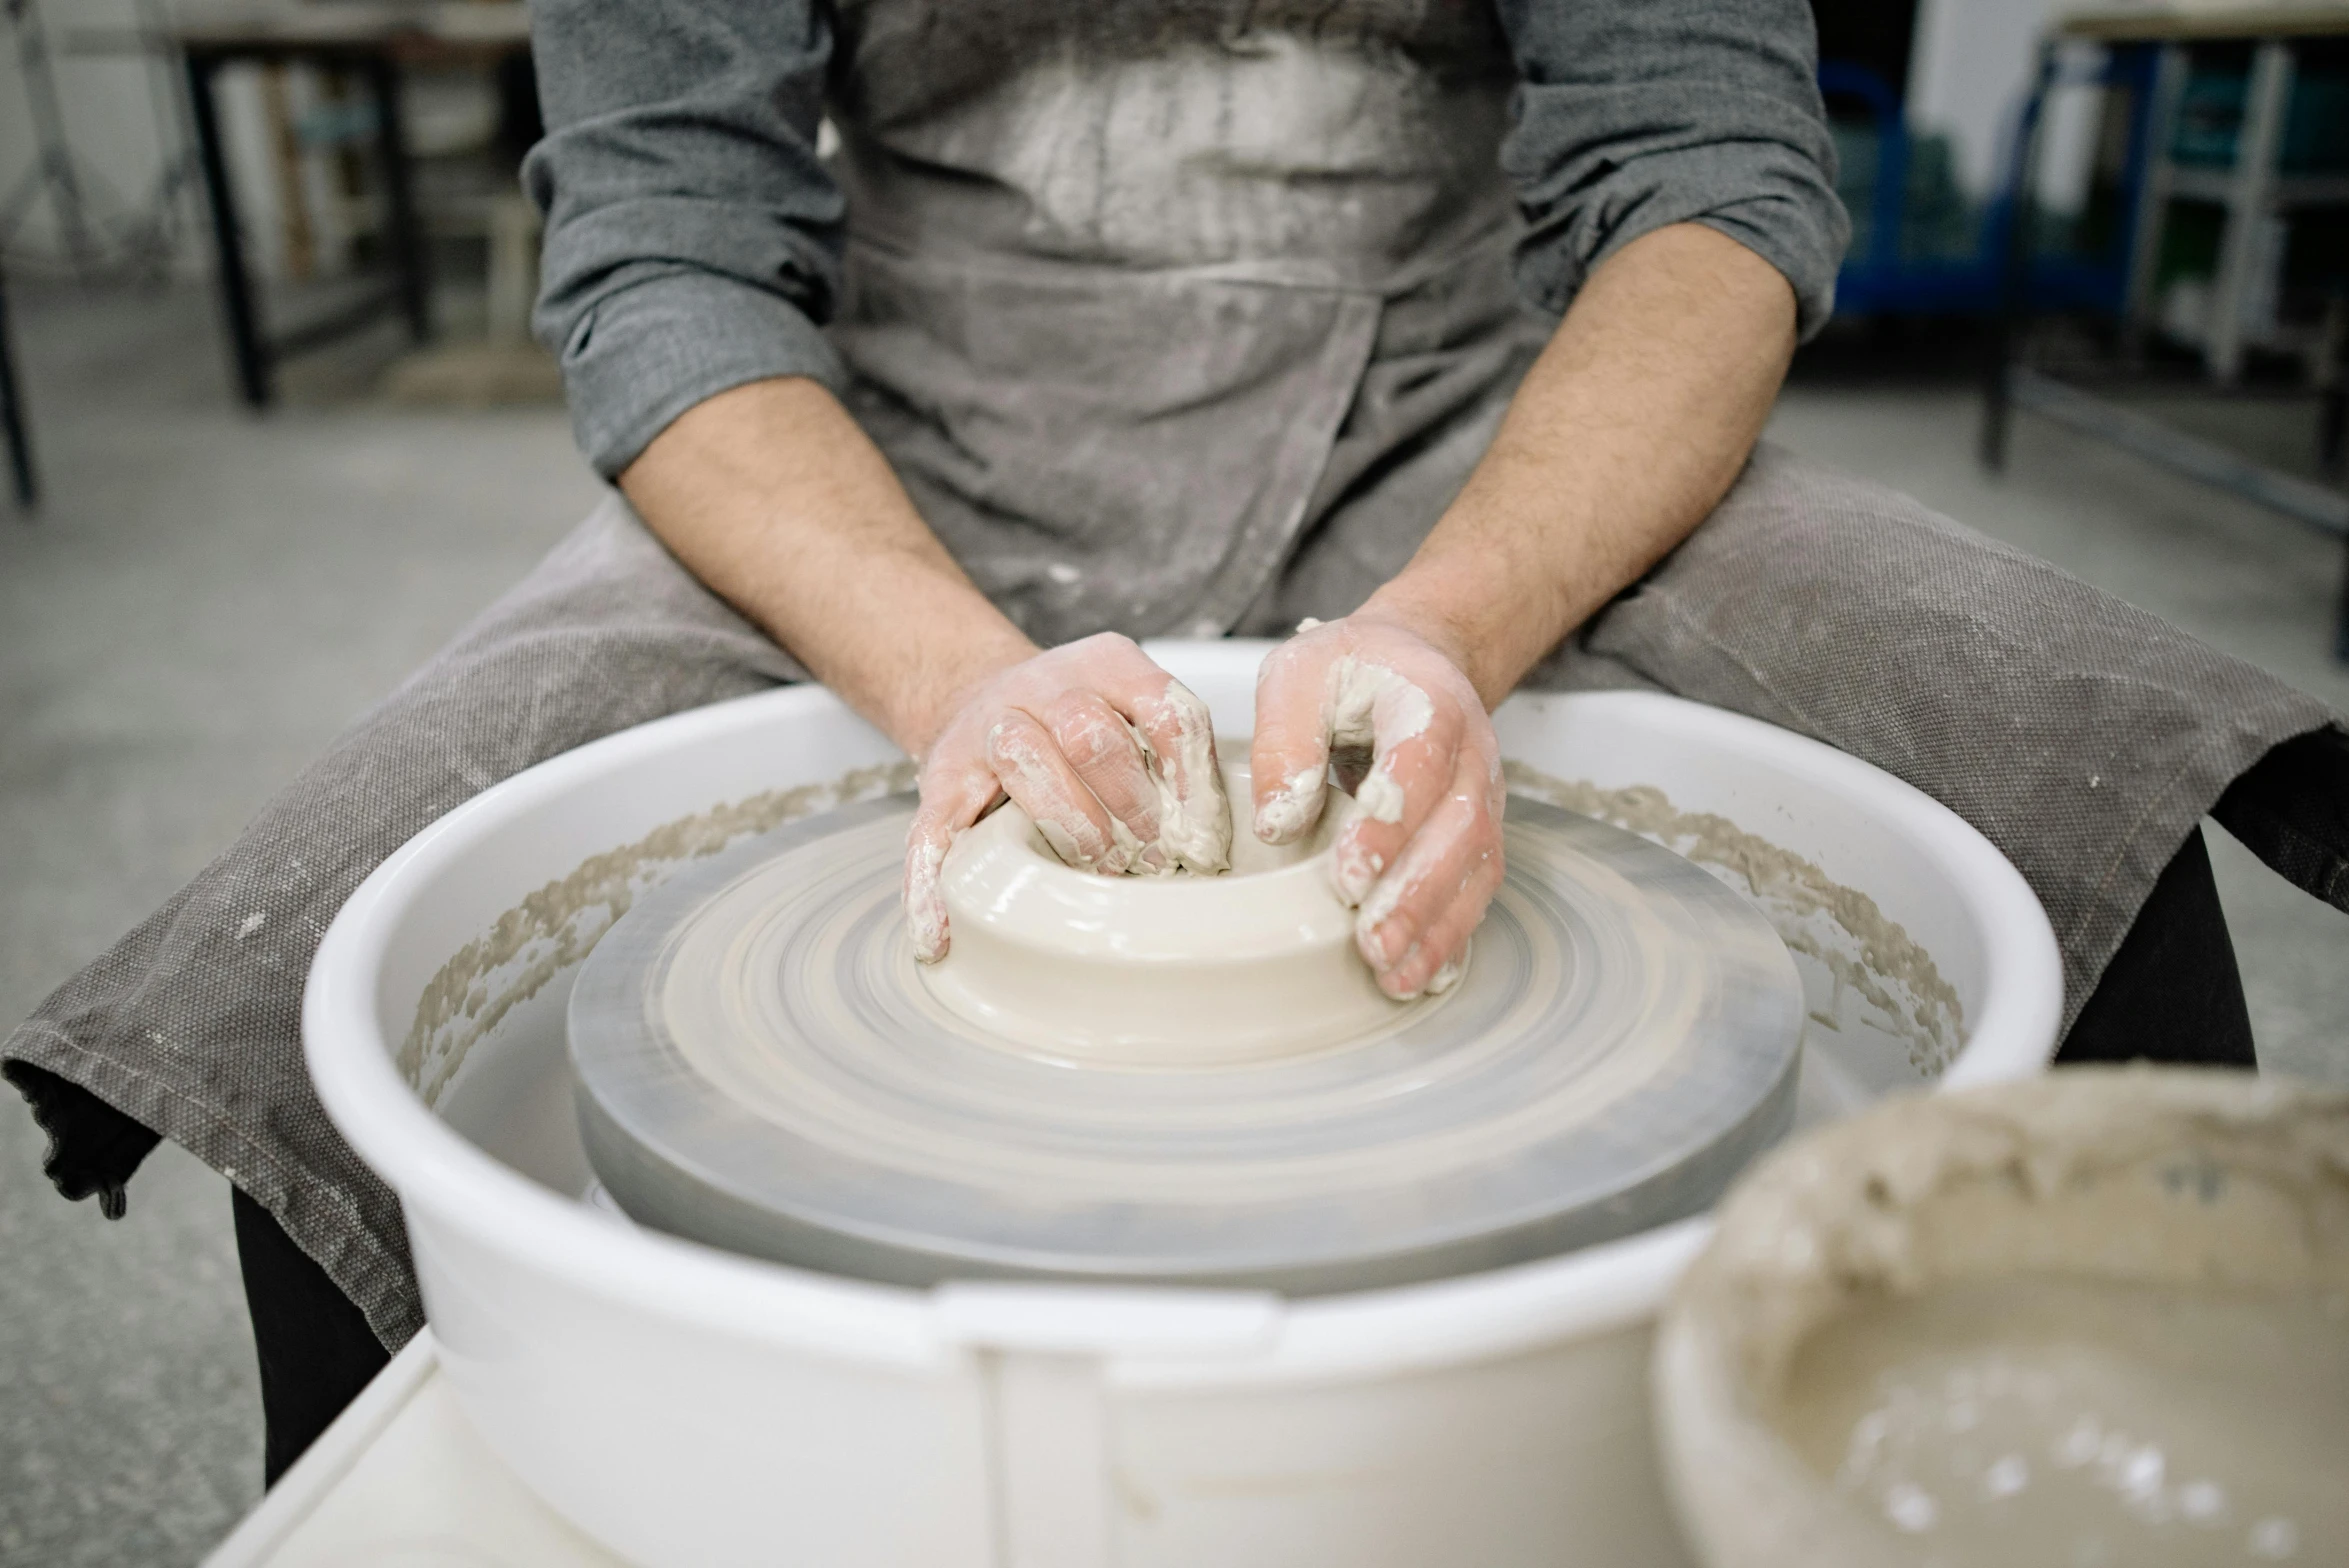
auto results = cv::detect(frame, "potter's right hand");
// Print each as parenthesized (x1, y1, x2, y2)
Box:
(1249, 613, 1503, 1002)
(903, 633, 1232, 962)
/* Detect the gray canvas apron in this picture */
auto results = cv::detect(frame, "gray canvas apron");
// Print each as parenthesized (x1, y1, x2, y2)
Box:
(6, 0, 2342, 1350)
(825, 0, 1540, 645)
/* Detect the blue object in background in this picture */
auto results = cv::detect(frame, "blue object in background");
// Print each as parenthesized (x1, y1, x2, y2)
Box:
(1822, 49, 2165, 321)
(1821, 59, 2001, 314)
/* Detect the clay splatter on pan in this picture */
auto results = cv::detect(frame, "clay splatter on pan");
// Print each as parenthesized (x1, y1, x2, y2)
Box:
(399, 760, 917, 1105)
(1503, 762, 1964, 1077)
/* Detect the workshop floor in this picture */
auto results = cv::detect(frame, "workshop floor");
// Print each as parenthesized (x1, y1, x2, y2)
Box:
(2, 285, 2344, 1567)
(0, 284, 602, 1568)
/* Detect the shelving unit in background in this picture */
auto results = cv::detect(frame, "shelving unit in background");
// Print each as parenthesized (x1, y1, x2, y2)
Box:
(0, 262, 33, 513)
(2119, 31, 2349, 383)
(1983, 2, 2349, 662)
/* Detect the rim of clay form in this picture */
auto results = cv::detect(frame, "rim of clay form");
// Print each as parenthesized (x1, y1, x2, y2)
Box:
(1652, 1066, 2349, 1568)
(920, 753, 1427, 1066)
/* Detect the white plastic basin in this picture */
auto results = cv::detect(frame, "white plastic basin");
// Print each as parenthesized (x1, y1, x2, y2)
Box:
(304, 640, 2062, 1568)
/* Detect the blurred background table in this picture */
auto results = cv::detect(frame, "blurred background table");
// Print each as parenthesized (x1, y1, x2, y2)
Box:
(1982, 0, 2349, 660)
(69, 1, 533, 407)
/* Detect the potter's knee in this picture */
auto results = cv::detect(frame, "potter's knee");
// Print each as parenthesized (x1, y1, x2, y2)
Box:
(1660, 447, 2014, 620)
(1707, 441, 1966, 555)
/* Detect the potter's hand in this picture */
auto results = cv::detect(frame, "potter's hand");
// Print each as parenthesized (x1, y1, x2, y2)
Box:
(905, 633, 1232, 962)
(1251, 615, 1503, 1000)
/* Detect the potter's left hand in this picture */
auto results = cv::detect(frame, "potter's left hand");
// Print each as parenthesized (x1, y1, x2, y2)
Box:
(1250, 614, 1504, 1000)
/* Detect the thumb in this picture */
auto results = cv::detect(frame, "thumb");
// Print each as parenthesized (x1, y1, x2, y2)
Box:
(903, 762, 1004, 962)
(1249, 634, 1339, 845)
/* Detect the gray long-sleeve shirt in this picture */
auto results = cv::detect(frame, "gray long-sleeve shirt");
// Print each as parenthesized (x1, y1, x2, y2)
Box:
(525, 0, 1845, 485)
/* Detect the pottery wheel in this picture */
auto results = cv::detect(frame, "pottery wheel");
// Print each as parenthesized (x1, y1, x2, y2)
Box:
(568, 791, 1804, 1294)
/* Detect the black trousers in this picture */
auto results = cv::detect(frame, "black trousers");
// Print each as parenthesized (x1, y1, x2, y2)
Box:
(2056, 824, 2254, 1069)
(231, 1185, 391, 1484)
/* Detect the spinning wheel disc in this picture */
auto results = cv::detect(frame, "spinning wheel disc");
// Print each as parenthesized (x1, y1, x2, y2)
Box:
(568, 794, 1804, 1294)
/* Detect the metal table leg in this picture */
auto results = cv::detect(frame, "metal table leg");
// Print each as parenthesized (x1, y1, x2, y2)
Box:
(366, 54, 430, 344)
(1981, 44, 2056, 472)
(2337, 536, 2349, 663)
(183, 50, 270, 407)
(0, 267, 35, 512)
(2120, 45, 2189, 359)
(2208, 41, 2294, 385)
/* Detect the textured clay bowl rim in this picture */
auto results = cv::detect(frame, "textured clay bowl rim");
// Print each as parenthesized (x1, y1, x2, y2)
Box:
(1653, 1065, 2349, 1568)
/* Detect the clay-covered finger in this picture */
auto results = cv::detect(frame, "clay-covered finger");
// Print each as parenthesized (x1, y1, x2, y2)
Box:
(1381, 845, 1503, 999)
(1361, 745, 1507, 993)
(903, 762, 1004, 963)
(1044, 688, 1163, 870)
(1077, 640, 1228, 873)
(985, 709, 1130, 873)
(1349, 787, 1470, 973)
(1330, 691, 1463, 908)
(1351, 784, 1495, 992)
(1249, 637, 1338, 846)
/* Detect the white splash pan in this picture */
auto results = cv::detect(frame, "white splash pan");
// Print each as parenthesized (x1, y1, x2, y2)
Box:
(305, 639, 2061, 1568)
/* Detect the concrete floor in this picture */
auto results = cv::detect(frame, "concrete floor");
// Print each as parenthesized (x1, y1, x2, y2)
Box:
(1, 285, 2343, 1566)
(0, 285, 601, 1568)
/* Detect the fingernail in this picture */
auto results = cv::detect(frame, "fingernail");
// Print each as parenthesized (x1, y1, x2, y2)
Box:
(1383, 943, 1427, 999)
(1254, 768, 1325, 845)
(1333, 846, 1383, 906)
(1362, 918, 1415, 971)
(1254, 793, 1301, 844)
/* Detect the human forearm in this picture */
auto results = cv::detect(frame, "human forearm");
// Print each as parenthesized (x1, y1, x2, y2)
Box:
(1247, 0, 1835, 995)
(1248, 224, 1796, 996)
(618, 377, 1035, 755)
(1364, 223, 1798, 708)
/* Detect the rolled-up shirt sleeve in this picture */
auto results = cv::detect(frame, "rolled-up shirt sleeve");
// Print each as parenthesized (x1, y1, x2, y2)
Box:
(524, 0, 845, 477)
(1493, 0, 1848, 338)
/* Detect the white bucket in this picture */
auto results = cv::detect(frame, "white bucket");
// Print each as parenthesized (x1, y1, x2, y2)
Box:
(304, 640, 2062, 1567)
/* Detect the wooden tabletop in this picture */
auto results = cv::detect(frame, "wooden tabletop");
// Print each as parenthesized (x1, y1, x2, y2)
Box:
(158, 1, 529, 62)
(2058, 1, 2349, 41)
